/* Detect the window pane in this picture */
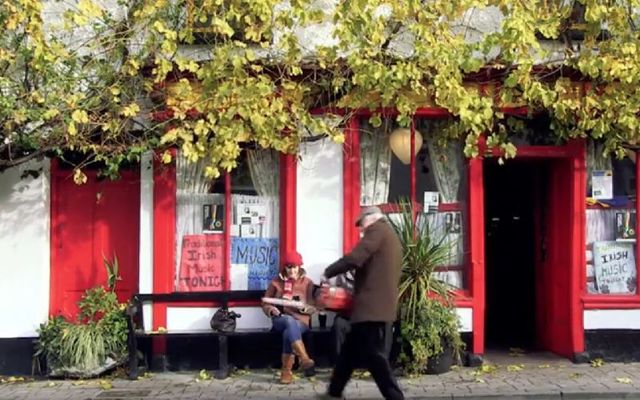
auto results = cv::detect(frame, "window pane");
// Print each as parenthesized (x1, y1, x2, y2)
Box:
(585, 140, 637, 295)
(229, 149, 280, 291)
(175, 149, 281, 292)
(175, 154, 224, 292)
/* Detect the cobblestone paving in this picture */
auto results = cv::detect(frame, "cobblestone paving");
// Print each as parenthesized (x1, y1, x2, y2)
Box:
(2, 352, 640, 399)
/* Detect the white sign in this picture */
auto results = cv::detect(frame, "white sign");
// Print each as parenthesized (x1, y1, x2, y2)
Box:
(424, 191, 439, 213)
(593, 241, 637, 294)
(592, 170, 613, 200)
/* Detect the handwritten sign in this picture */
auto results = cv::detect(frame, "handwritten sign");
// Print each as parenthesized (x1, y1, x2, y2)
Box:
(178, 234, 225, 292)
(593, 241, 637, 294)
(231, 237, 279, 290)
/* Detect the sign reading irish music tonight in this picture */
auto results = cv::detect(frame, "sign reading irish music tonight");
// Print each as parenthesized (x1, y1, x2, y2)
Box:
(178, 234, 225, 291)
(593, 241, 637, 295)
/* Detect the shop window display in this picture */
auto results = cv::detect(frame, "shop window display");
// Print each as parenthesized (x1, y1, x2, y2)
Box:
(358, 117, 468, 289)
(585, 140, 637, 295)
(175, 149, 280, 292)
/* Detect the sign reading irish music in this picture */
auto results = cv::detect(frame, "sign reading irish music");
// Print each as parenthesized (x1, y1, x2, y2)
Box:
(593, 241, 637, 295)
(178, 234, 225, 291)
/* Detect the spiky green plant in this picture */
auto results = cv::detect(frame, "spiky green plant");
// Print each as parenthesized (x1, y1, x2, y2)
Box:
(388, 200, 464, 374)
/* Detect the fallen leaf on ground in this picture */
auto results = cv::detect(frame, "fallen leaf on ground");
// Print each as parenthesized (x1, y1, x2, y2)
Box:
(474, 378, 486, 383)
(569, 373, 583, 379)
(616, 377, 633, 384)
(99, 380, 112, 390)
(47, 382, 56, 387)
(197, 369, 211, 381)
(507, 364, 524, 372)
(590, 358, 604, 367)
(538, 364, 551, 369)
(72, 380, 86, 386)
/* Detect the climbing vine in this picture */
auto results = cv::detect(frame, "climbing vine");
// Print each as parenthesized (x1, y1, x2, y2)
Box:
(2, 0, 640, 179)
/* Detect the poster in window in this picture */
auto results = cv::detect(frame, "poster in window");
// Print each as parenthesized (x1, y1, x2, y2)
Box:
(592, 241, 637, 294)
(615, 210, 636, 242)
(231, 237, 279, 290)
(592, 170, 613, 200)
(203, 204, 224, 233)
(178, 234, 225, 291)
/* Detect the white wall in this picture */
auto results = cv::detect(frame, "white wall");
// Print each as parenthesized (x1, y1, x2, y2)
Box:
(139, 152, 154, 331)
(456, 308, 472, 333)
(0, 160, 51, 337)
(584, 309, 640, 330)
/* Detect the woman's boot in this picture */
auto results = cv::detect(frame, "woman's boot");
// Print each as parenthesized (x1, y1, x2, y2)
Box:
(280, 354, 295, 384)
(291, 340, 315, 376)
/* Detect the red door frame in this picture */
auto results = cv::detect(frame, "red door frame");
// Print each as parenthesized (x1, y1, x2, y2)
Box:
(472, 139, 586, 357)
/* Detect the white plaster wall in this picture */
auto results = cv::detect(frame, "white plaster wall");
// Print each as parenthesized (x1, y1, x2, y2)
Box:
(0, 159, 51, 337)
(296, 139, 344, 284)
(456, 308, 473, 333)
(584, 309, 640, 330)
(139, 152, 154, 331)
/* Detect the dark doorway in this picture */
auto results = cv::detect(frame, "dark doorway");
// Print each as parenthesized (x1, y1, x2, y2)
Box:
(484, 160, 547, 350)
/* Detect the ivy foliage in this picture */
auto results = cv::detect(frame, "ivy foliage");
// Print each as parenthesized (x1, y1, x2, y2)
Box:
(2, 0, 640, 179)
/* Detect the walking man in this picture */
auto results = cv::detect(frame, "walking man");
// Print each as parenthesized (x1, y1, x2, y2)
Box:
(322, 206, 404, 400)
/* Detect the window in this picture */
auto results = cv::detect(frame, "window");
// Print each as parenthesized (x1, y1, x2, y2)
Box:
(357, 116, 468, 289)
(175, 149, 280, 292)
(585, 140, 638, 295)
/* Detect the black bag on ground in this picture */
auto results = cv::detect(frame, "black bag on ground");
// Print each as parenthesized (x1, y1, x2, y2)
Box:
(210, 306, 241, 333)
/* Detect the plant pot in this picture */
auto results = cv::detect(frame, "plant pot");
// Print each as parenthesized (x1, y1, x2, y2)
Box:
(425, 342, 454, 375)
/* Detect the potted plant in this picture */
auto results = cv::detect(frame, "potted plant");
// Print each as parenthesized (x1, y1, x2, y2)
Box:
(34, 255, 128, 378)
(388, 201, 464, 375)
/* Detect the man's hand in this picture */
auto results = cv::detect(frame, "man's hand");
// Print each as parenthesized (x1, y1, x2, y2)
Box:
(270, 309, 281, 317)
(299, 305, 317, 315)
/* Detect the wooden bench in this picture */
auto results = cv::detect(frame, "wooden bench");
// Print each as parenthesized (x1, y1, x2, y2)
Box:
(125, 290, 328, 380)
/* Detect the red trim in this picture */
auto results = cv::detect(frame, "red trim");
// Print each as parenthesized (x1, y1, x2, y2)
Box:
(468, 157, 485, 354)
(224, 173, 231, 290)
(583, 296, 640, 309)
(343, 118, 361, 252)
(410, 119, 417, 211)
(280, 153, 297, 256)
(571, 140, 587, 353)
(153, 151, 176, 352)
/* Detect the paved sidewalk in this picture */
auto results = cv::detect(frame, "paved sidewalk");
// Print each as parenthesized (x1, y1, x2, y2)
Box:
(3, 352, 640, 399)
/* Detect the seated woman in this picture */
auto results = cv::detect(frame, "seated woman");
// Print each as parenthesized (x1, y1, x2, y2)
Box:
(262, 251, 316, 384)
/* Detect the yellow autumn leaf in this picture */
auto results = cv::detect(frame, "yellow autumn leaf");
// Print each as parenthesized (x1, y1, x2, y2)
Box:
(43, 109, 60, 120)
(99, 380, 112, 390)
(616, 377, 632, 384)
(120, 103, 140, 117)
(590, 358, 604, 367)
(71, 110, 89, 124)
(73, 169, 87, 185)
(160, 152, 172, 164)
(507, 364, 524, 372)
(68, 121, 77, 136)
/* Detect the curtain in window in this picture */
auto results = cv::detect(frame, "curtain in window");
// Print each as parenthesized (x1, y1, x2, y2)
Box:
(244, 149, 280, 239)
(427, 138, 464, 204)
(586, 140, 612, 197)
(175, 154, 221, 288)
(360, 127, 392, 205)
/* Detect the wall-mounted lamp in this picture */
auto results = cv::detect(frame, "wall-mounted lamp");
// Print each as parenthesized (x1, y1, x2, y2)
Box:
(389, 127, 423, 165)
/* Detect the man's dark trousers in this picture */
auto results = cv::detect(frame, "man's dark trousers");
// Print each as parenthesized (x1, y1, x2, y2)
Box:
(328, 321, 404, 400)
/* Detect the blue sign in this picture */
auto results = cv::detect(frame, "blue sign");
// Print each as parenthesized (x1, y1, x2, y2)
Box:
(231, 237, 279, 290)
